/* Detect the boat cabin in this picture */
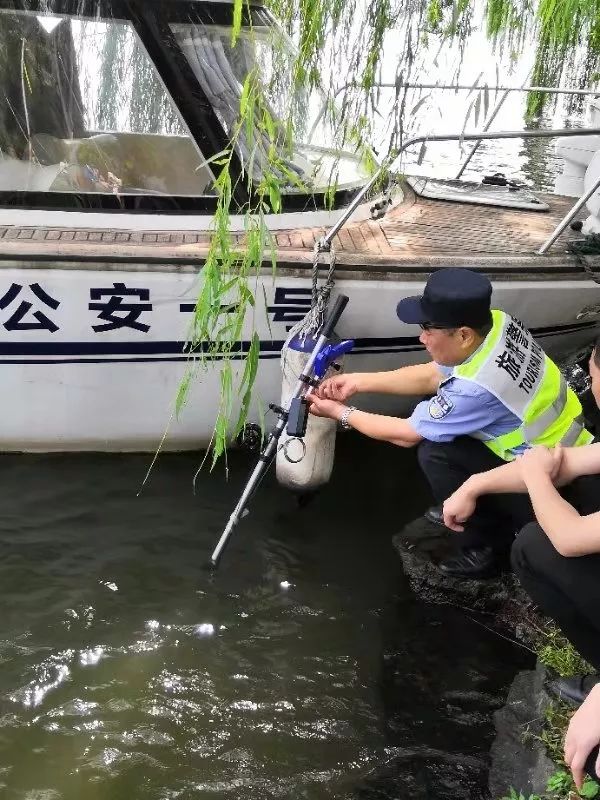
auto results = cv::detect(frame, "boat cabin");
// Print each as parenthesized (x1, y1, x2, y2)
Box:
(0, 0, 368, 214)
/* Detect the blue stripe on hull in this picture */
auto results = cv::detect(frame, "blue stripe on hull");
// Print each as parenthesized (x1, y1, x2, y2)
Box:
(0, 320, 594, 363)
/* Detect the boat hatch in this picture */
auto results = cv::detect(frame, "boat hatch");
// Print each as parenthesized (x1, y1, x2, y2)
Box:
(406, 176, 551, 212)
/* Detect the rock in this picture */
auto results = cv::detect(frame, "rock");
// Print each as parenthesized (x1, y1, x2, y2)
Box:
(392, 517, 534, 626)
(392, 516, 555, 800)
(356, 747, 489, 800)
(488, 663, 555, 799)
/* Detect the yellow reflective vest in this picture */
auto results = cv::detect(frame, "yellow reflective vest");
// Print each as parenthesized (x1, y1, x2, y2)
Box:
(450, 310, 593, 461)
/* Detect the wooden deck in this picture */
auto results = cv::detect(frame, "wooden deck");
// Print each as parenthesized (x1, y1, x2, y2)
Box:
(0, 182, 598, 275)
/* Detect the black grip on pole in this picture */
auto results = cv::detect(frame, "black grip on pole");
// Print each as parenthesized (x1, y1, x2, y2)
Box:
(321, 294, 349, 338)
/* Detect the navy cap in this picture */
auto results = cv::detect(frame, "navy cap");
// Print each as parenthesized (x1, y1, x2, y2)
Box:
(396, 268, 492, 328)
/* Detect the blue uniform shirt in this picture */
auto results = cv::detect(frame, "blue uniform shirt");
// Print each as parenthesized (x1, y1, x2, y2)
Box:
(409, 363, 527, 456)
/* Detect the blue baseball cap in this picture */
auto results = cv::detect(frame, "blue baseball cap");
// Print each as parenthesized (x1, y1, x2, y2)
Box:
(396, 268, 492, 328)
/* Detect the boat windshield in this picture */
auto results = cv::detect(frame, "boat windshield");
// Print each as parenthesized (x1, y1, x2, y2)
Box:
(171, 20, 369, 193)
(0, 5, 369, 206)
(0, 8, 215, 198)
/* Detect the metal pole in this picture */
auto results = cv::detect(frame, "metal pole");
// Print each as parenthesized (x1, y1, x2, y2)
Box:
(319, 126, 600, 252)
(307, 82, 599, 145)
(209, 291, 350, 567)
(455, 68, 533, 180)
(455, 88, 511, 179)
(210, 328, 327, 566)
(366, 82, 600, 96)
(537, 174, 600, 255)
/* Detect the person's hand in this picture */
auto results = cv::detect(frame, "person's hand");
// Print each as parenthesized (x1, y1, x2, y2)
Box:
(318, 374, 361, 402)
(443, 486, 476, 532)
(307, 395, 346, 421)
(565, 684, 600, 789)
(518, 445, 563, 482)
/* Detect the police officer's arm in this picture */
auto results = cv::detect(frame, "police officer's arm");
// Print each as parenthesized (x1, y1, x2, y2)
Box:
(307, 397, 423, 447)
(337, 409, 423, 447)
(320, 362, 444, 400)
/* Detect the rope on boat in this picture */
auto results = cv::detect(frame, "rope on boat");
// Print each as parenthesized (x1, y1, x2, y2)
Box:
(285, 239, 337, 343)
(277, 239, 339, 467)
(278, 239, 337, 464)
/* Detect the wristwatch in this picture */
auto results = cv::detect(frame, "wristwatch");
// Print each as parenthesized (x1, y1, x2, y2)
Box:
(339, 406, 357, 430)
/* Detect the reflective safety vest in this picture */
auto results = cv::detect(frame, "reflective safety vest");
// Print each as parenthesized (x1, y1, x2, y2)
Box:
(449, 309, 593, 461)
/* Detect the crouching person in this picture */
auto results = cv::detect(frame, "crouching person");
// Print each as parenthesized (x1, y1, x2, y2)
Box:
(443, 344, 600, 705)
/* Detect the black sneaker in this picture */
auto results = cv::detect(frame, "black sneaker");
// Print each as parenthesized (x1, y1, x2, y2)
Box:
(438, 546, 498, 579)
(424, 505, 447, 527)
(548, 674, 600, 706)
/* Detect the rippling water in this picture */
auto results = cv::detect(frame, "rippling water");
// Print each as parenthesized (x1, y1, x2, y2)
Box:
(0, 438, 531, 799)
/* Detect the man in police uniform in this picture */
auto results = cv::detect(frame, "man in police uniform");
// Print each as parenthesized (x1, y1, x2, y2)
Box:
(308, 268, 592, 578)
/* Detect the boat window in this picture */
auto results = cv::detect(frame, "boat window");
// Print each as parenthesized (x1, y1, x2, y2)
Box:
(171, 21, 369, 194)
(0, 10, 215, 199)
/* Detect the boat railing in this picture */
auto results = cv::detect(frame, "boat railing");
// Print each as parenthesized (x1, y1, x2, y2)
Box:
(309, 80, 599, 180)
(318, 126, 600, 258)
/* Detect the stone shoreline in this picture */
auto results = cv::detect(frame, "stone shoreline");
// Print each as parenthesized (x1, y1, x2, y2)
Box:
(392, 516, 556, 799)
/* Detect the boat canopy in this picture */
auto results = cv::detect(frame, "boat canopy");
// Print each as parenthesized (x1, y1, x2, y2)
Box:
(0, 0, 370, 213)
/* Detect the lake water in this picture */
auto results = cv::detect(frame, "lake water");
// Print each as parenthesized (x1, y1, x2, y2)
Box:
(0, 9, 582, 797)
(0, 437, 531, 799)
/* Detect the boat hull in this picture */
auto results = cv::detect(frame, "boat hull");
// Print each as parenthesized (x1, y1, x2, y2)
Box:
(0, 262, 597, 451)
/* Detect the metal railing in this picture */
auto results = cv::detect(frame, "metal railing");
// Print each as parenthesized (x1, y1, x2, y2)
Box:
(317, 126, 600, 257)
(307, 80, 600, 147)
(368, 82, 600, 96)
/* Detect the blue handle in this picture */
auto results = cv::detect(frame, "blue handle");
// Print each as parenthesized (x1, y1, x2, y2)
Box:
(313, 339, 355, 380)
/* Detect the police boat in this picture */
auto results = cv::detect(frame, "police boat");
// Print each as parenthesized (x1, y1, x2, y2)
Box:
(0, 0, 599, 453)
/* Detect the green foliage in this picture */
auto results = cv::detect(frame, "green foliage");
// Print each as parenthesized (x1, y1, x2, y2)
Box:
(546, 768, 575, 796)
(539, 706, 598, 800)
(526, 0, 600, 115)
(581, 779, 600, 799)
(546, 768, 600, 799)
(499, 769, 600, 799)
(177, 0, 600, 465)
(536, 624, 594, 678)
(499, 789, 543, 800)
(540, 700, 575, 764)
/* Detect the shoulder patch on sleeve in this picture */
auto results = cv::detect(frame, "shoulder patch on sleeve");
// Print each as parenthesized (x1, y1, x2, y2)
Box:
(428, 391, 455, 420)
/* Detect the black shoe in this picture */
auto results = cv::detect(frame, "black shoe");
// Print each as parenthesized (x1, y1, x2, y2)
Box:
(548, 674, 600, 706)
(438, 546, 498, 578)
(424, 505, 447, 527)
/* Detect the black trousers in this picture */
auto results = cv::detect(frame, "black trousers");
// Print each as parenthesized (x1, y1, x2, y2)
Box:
(417, 437, 535, 551)
(512, 521, 600, 783)
(512, 521, 600, 673)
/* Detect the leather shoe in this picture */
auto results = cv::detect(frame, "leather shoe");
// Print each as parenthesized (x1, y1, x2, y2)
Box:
(438, 546, 498, 578)
(548, 674, 600, 706)
(424, 505, 447, 527)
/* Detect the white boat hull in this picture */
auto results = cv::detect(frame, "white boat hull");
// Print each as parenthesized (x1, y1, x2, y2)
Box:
(0, 264, 598, 451)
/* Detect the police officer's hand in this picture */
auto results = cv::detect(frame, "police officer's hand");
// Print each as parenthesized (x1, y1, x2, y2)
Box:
(307, 395, 345, 420)
(565, 684, 600, 789)
(443, 487, 476, 532)
(318, 374, 361, 402)
(518, 445, 563, 482)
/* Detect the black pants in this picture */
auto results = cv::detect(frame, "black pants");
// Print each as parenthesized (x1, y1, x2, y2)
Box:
(512, 521, 600, 673)
(417, 437, 535, 552)
(512, 521, 600, 783)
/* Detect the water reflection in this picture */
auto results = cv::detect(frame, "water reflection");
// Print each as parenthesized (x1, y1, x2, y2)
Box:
(0, 441, 530, 799)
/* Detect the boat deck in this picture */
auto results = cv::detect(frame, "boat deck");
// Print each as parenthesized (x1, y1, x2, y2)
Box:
(0, 181, 598, 276)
